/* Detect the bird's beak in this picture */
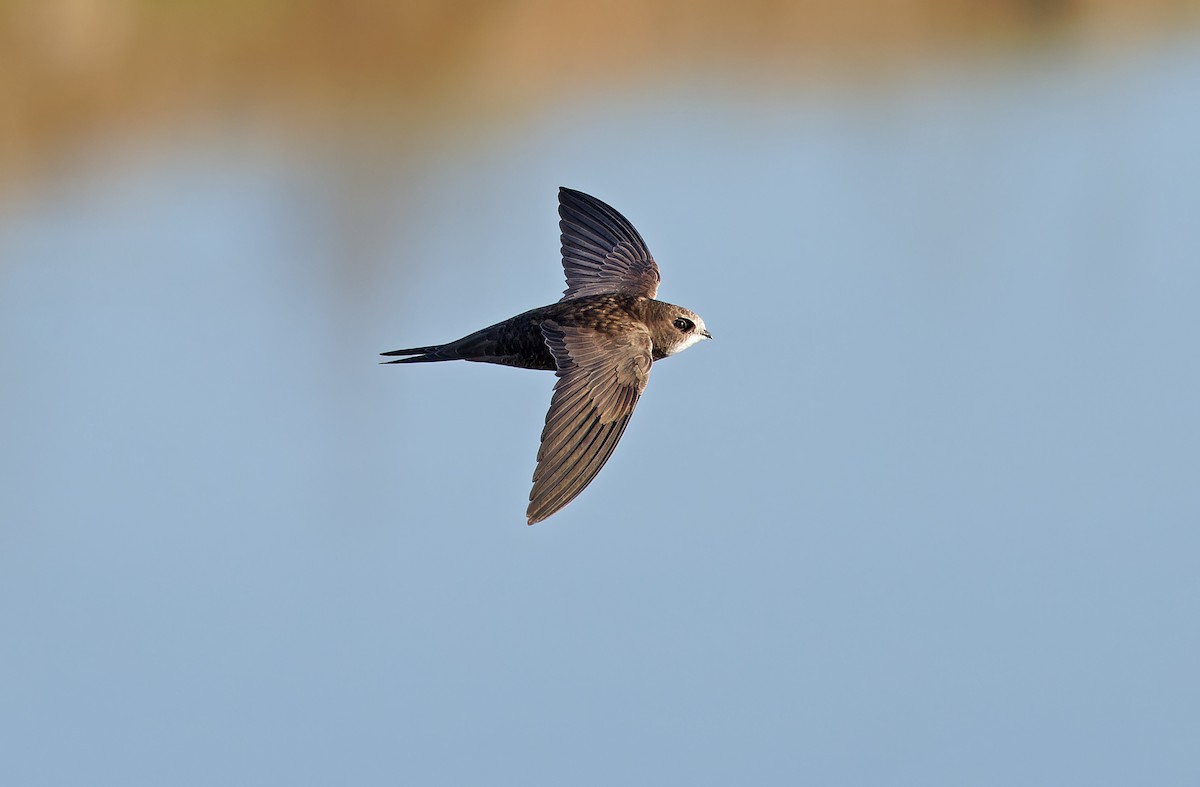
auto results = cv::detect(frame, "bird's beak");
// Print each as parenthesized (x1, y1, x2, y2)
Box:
(701, 330, 713, 340)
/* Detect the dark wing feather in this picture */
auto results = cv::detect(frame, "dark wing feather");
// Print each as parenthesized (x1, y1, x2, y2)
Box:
(558, 187, 660, 301)
(527, 320, 653, 524)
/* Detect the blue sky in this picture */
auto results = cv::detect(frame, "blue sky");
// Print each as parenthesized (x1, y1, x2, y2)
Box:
(2, 44, 1199, 786)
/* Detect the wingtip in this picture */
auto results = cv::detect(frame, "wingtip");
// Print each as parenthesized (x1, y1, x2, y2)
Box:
(527, 505, 554, 525)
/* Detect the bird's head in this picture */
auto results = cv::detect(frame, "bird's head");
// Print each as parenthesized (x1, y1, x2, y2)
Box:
(659, 307, 712, 357)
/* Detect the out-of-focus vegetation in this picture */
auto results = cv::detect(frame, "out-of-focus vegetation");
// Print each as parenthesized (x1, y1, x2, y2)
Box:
(2, 0, 1196, 179)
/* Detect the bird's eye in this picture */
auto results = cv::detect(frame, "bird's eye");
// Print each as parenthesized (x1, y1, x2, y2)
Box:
(673, 317, 694, 332)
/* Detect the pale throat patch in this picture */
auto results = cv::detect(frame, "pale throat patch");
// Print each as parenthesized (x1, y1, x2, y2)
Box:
(666, 328, 709, 355)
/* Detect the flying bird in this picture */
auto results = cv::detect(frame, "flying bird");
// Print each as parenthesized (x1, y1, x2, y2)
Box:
(383, 187, 711, 524)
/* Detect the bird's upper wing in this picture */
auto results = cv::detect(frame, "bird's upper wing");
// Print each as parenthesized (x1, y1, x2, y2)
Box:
(527, 320, 653, 524)
(558, 187, 661, 301)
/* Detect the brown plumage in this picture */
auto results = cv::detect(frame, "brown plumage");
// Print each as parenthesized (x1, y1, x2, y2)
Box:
(383, 187, 711, 524)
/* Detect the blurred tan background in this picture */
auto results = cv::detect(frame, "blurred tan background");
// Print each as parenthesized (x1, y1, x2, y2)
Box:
(4, 0, 1196, 182)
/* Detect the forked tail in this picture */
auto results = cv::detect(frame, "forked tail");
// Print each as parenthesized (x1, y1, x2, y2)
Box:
(379, 345, 450, 364)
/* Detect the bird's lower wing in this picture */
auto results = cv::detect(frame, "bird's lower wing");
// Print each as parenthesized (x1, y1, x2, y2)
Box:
(527, 320, 652, 524)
